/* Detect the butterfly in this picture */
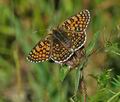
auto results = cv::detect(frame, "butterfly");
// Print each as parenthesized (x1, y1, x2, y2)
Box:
(63, 46, 85, 68)
(27, 10, 90, 68)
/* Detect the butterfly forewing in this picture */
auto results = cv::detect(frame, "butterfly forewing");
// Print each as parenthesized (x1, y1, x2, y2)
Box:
(27, 37, 51, 63)
(59, 10, 90, 32)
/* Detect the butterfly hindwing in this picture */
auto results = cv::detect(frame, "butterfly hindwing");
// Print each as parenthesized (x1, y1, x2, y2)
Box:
(50, 35, 73, 63)
(67, 31, 86, 51)
(27, 37, 51, 63)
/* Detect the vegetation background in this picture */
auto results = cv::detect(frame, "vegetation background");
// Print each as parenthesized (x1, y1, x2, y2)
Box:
(0, 0, 120, 102)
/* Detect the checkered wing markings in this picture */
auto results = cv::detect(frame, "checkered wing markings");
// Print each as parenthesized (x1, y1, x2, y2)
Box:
(59, 10, 90, 32)
(50, 38, 73, 63)
(27, 39, 51, 63)
(68, 31, 86, 50)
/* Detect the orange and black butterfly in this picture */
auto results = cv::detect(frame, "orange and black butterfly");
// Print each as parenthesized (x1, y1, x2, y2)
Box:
(27, 10, 90, 68)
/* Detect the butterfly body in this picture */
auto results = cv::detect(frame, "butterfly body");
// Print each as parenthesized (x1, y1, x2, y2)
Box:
(52, 28, 72, 49)
(64, 46, 85, 68)
(27, 10, 90, 68)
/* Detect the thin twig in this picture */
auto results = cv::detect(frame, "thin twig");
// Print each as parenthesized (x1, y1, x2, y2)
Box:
(80, 76, 87, 102)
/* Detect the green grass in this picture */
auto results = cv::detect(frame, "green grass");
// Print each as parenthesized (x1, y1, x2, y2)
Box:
(0, 0, 120, 102)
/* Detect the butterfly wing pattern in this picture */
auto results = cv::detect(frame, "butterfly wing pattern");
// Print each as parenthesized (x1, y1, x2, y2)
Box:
(27, 10, 90, 68)
(50, 36, 73, 63)
(64, 31, 86, 51)
(50, 29, 73, 63)
(27, 36, 51, 63)
(59, 10, 90, 51)
(59, 10, 90, 32)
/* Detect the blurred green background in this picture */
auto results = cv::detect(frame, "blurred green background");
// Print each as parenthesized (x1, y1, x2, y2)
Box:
(0, 0, 120, 102)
